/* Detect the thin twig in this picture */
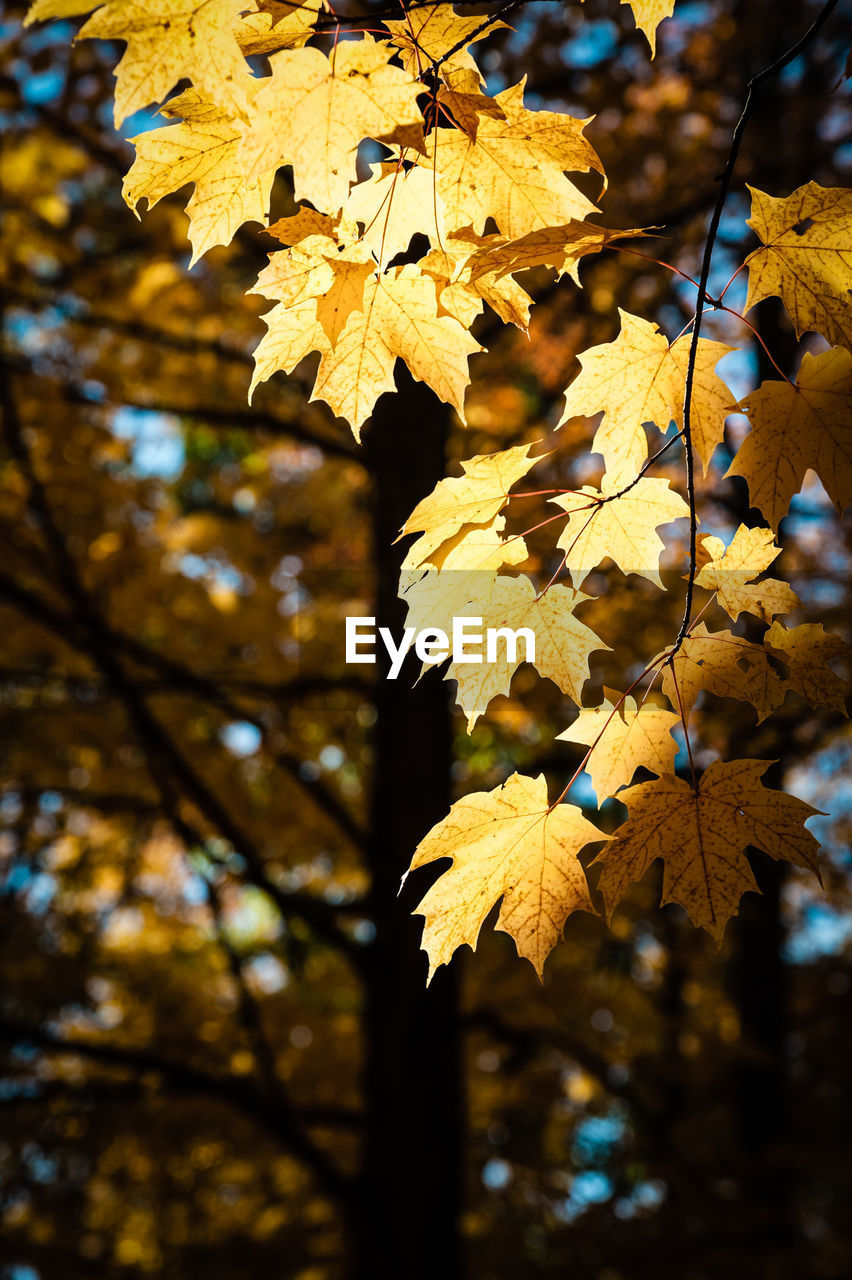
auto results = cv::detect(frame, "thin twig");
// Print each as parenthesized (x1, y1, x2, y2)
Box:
(673, 0, 840, 652)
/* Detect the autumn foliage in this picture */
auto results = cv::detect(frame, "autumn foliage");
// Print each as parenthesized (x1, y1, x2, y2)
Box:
(22, 0, 850, 978)
(4, 5, 849, 1274)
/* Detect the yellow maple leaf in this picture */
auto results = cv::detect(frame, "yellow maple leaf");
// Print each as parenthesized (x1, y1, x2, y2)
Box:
(418, 79, 604, 241)
(123, 88, 275, 266)
(694, 524, 800, 623)
(249, 296, 329, 398)
(765, 622, 850, 716)
(421, 230, 533, 330)
(660, 622, 785, 723)
(384, 7, 507, 79)
(620, 0, 676, 55)
(311, 265, 482, 435)
(400, 444, 539, 569)
(253, 233, 374, 345)
(727, 346, 852, 530)
(267, 208, 346, 246)
(25, 1, 99, 17)
(405, 772, 604, 979)
(558, 310, 735, 483)
(58, 0, 254, 127)
(239, 38, 423, 212)
(235, 0, 320, 56)
(471, 220, 647, 286)
(400, 517, 529, 642)
(557, 691, 680, 801)
(252, 264, 483, 436)
(437, 67, 509, 138)
(344, 162, 448, 267)
(552, 475, 689, 590)
(744, 183, 852, 352)
(448, 575, 607, 729)
(426, 516, 529, 574)
(593, 760, 821, 943)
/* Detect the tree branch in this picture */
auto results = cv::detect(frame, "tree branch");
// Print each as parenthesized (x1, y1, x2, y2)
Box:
(673, 0, 841, 652)
(0, 1018, 357, 1199)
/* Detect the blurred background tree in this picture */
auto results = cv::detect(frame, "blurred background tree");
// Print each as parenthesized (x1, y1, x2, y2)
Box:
(0, 2, 850, 1278)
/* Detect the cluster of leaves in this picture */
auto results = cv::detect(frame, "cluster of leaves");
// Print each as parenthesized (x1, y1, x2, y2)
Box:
(24, 0, 850, 978)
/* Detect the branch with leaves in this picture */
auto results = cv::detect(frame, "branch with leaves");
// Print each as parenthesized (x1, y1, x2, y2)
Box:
(19, 0, 850, 985)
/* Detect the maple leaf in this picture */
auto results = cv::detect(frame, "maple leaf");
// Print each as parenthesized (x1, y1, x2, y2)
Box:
(727, 346, 852, 530)
(558, 310, 735, 483)
(744, 183, 852, 352)
(660, 622, 785, 723)
(448, 575, 607, 729)
(252, 263, 483, 436)
(41, 0, 255, 127)
(593, 760, 821, 943)
(123, 88, 275, 266)
(557, 691, 680, 801)
(405, 772, 604, 979)
(552, 475, 689, 590)
(400, 516, 529, 640)
(235, 0, 320, 56)
(400, 444, 539, 569)
(253, 232, 374, 346)
(239, 38, 423, 212)
(694, 524, 800, 623)
(765, 622, 850, 716)
(267, 208, 345, 246)
(418, 79, 605, 241)
(248, 296, 329, 403)
(421, 230, 533, 330)
(311, 265, 483, 435)
(384, 6, 507, 79)
(24, 0, 99, 16)
(620, 0, 676, 54)
(423, 516, 529, 574)
(471, 220, 647, 286)
(344, 162, 448, 266)
(436, 67, 509, 139)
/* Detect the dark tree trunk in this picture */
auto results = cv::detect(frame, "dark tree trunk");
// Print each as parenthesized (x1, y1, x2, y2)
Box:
(351, 370, 461, 1280)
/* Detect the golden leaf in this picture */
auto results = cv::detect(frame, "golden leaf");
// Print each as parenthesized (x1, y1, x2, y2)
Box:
(123, 88, 274, 266)
(471, 220, 647, 286)
(400, 518, 529, 643)
(694, 524, 800, 623)
(558, 310, 735, 483)
(418, 79, 604, 240)
(660, 622, 786, 723)
(437, 67, 508, 138)
(552, 475, 689, 590)
(406, 772, 604, 978)
(744, 183, 852, 352)
(252, 264, 483, 436)
(66, 0, 254, 127)
(557, 692, 680, 801)
(384, 7, 507, 79)
(593, 760, 821, 943)
(235, 0, 319, 56)
(252, 232, 373, 344)
(344, 162, 448, 266)
(400, 444, 539, 569)
(239, 38, 423, 212)
(727, 346, 852, 530)
(765, 622, 850, 716)
(313, 265, 483, 436)
(620, 0, 676, 55)
(448, 575, 607, 729)
(421, 230, 533, 330)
